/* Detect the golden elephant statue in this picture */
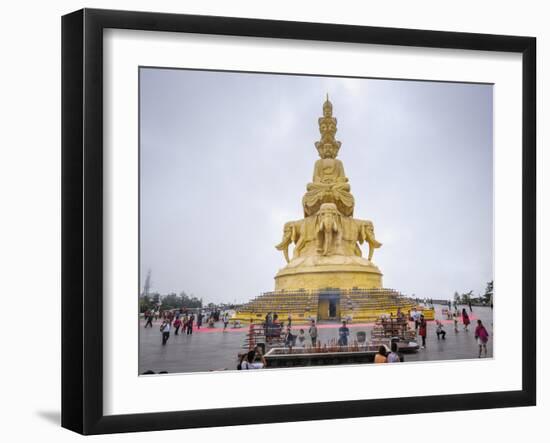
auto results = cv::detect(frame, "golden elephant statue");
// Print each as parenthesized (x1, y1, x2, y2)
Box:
(354, 219, 382, 261)
(275, 219, 306, 263)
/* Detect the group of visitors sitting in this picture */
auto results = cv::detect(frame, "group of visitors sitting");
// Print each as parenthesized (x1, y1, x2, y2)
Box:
(238, 346, 267, 370)
(374, 342, 402, 363)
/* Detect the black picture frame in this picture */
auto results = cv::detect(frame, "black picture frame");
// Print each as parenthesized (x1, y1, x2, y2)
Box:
(62, 8, 536, 435)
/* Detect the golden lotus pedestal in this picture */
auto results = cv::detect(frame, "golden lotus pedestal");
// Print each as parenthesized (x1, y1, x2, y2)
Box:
(274, 255, 383, 291)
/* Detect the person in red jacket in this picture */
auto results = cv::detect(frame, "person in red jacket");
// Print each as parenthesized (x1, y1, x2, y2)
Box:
(474, 319, 490, 357)
(462, 308, 471, 331)
(418, 315, 427, 349)
(173, 317, 181, 335)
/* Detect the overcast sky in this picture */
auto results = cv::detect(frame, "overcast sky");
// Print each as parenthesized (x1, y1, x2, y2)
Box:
(139, 68, 493, 303)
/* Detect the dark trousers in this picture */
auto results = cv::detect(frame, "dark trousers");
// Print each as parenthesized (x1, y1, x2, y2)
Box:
(145, 318, 153, 328)
(162, 332, 170, 345)
(174, 326, 180, 335)
(421, 335, 426, 346)
(187, 326, 193, 335)
(311, 337, 317, 347)
(437, 330, 446, 340)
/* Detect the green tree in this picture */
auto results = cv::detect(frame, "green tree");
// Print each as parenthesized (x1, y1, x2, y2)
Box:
(139, 294, 151, 313)
(160, 292, 179, 310)
(461, 290, 474, 304)
(482, 280, 493, 304)
(453, 291, 461, 305)
(180, 291, 202, 309)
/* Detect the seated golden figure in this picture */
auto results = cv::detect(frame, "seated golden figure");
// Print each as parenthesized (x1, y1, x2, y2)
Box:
(302, 97, 354, 217)
(303, 143, 355, 217)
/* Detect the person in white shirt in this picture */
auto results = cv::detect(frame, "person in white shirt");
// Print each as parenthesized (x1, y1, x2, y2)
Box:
(223, 313, 229, 332)
(160, 320, 170, 345)
(309, 320, 319, 347)
(387, 342, 401, 363)
(411, 309, 420, 330)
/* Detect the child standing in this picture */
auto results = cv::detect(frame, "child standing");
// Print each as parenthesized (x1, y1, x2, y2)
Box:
(474, 319, 490, 357)
(436, 320, 446, 340)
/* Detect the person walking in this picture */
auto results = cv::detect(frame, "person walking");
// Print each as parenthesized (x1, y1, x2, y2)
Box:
(284, 327, 296, 350)
(468, 300, 473, 312)
(410, 308, 419, 330)
(187, 314, 194, 335)
(462, 308, 471, 331)
(374, 346, 388, 363)
(309, 320, 318, 348)
(474, 319, 490, 357)
(197, 312, 203, 330)
(418, 315, 427, 348)
(160, 319, 170, 345)
(173, 316, 182, 335)
(145, 311, 154, 328)
(223, 313, 229, 332)
(338, 321, 350, 346)
(435, 320, 446, 340)
(180, 314, 187, 334)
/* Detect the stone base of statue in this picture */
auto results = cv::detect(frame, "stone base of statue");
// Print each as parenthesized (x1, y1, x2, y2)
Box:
(274, 255, 383, 291)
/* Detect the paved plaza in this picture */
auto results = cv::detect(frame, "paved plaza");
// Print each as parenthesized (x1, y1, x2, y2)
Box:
(139, 304, 493, 374)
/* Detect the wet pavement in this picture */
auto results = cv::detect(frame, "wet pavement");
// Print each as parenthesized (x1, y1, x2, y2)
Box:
(139, 304, 493, 374)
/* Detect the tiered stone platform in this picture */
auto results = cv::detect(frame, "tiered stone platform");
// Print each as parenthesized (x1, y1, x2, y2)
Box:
(234, 290, 319, 324)
(340, 288, 416, 321)
(234, 287, 418, 324)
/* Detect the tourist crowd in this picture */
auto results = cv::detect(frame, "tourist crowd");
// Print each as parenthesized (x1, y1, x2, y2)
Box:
(142, 303, 492, 372)
(143, 308, 234, 346)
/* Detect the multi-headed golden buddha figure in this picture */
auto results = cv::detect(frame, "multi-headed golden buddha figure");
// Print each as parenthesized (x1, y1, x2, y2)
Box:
(274, 95, 383, 291)
(302, 96, 355, 217)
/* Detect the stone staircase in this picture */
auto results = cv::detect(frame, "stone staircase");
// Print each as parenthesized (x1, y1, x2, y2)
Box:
(234, 287, 419, 323)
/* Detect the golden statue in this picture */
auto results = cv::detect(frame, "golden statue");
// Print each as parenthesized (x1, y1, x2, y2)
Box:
(234, 95, 423, 324)
(302, 97, 355, 217)
(274, 96, 383, 291)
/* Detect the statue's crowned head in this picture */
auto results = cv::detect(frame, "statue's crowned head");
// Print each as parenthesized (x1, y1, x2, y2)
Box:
(322, 95, 333, 117)
(317, 142, 339, 159)
(315, 94, 342, 158)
